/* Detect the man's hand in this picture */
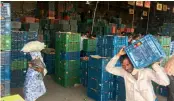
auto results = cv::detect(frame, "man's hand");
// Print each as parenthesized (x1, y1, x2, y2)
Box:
(28, 61, 32, 68)
(164, 56, 174, 76)
(34, 67, 44, 73)
(118, 47, 126, 57)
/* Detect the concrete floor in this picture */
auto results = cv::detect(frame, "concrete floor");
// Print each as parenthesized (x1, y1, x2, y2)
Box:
(11, 75, 167, 101)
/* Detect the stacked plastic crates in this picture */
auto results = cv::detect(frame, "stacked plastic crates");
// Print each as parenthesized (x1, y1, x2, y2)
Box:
(43, 49, 55, 75)
(55, 32, 81, 87)
(87, 56, 115, 101)
(156, 36, 171, 97)
(80, 59, 88, 87)
(0, 3, 11, 97)
(11, 31, 38, 88)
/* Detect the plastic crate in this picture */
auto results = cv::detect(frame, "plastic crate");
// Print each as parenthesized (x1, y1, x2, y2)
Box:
(96, 46, 105, 57)
(11, 69, 26, 88)
(88, 66, 114, 82)
(1, 3, 11, 19)
(157, 36, 171, 46)
(125, 34, 166, 68)
(0, 34, 11, 51)
(43, 53, 55, 75)
(56, 60, 80, 71)
(162, 46, 170, 56)
(59, 52, 80, 60)
(80, 77, 88, 87)
(97, 36, 105, 46)
(104, 47, 122, 66)
(1, 65, 10, 81)
(88, 56, 110, 70)
(11, 51, 27, 61)
(56, 42, 80, 52)
(83, 39, 97, 52)
(56, 67, 80, 78)
(104, 35, 128, 46)
(1, 80, 10, 97)
(88, 77, 114, 92)
(0, 51, 11, 65)
(56, 32, 80, 43)
(11, 21, 21, 29)
(11, 59, 28, 70)
(1, 20, 11, 35)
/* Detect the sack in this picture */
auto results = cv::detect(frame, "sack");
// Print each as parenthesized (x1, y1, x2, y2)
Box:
(21, 41, 46, 52)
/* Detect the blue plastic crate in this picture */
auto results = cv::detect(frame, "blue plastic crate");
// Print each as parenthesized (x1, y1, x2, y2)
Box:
(1, 3, 11, 19)
(0, 51, 11, 65)
(87, 88, 110, 101)
(11, 31, 28, 41)
(1, 65, 10, 81)
(1, 80, 10, 97)
(11, 51, 27, 61)
(88, 56, 110, 70)
(11, 40, 26, 51)
(125, 34, 166, 68)
(158, 86, 168, 97)
(44, 54, 55, 75)
(11, 69, 26, 88)
(88, 77, 114, 92)
(11, 31, 38, 42)
(80, 77, 88, 87)
(97, 36, 105, 46)
(88, 67, 114, 82)
(60, 52, 80, 60)
(1, 20, 11, 35)
(96, 46, 105, 57)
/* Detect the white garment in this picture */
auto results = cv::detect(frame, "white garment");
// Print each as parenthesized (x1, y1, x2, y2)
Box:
(106, 55, 170, 101)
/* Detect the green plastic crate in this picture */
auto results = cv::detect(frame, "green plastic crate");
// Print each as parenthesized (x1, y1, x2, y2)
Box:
(0, 35, 11, 51)
(157, 36, 171, 46)
(57, 68, 80, 77)
(56, 32, 80, 43)
(83, 39, 96, 52)
(162, 46, 170, 56)
(11, 60, 28, 70)
(57, 60, 80, 71)
(56, 42, 80, 52)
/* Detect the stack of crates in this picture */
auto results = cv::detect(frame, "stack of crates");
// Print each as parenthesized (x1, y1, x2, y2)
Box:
(82, 39, 96, 56)
(0, 3, 11, 97)
(55, 32, 81, 87)
(96, 35, 128, 66)
(87, 56, 115, 101)
(80, 59, 88, 87)
(11, 31, 38, 88)
(96, 35, 128, 101)
(157, 36, 171, 67)
(11, 21, 21, 31)
(43, 49, 56, 75)
(156, 36, 171, 97)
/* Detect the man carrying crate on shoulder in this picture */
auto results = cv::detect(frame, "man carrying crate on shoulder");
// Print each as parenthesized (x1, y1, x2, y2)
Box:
(106, 47, 170, 101)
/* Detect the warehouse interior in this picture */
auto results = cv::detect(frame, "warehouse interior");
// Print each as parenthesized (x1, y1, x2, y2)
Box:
(1, 1, 174, 101)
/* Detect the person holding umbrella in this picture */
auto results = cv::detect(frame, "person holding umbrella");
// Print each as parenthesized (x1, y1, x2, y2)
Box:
(21, 41, 47, 101)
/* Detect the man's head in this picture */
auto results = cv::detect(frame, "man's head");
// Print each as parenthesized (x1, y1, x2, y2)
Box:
(120, 54, 134, 73)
